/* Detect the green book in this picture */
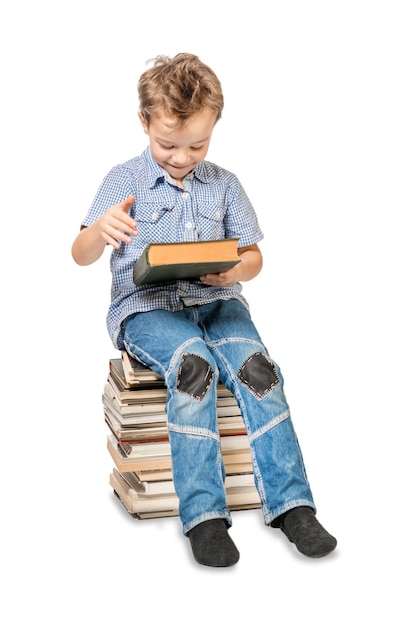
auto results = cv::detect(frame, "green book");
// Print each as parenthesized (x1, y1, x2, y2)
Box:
(133, 238, 241, 286)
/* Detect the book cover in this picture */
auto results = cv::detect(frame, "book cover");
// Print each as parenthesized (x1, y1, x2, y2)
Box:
(105, 409, 246, 443)
(102, 391, 167, 416)
(118, 433, 250, 460)
(110, 468, 260, 517)
(107, 434, 253, 475)
(122, 469, 257, 496)
(107, 435, 173, 473)
(104, 412, 169, 443)
(105, 377, 167, 403)
(121, 471, 176, 495)
(102, 395, 167, 425)
(118, 352, 163, 386)
(133, 238, 240, 285)
(110, 469, 179, 515)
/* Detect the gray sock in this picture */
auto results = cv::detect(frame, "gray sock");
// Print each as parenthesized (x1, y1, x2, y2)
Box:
(187, 519, 240, 567)
(272, 506, 337, 558)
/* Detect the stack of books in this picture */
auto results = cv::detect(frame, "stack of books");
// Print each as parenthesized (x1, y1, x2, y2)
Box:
(104, 351, 261, 519)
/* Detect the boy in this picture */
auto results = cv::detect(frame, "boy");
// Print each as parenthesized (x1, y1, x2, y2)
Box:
(72, 53, 337, 567)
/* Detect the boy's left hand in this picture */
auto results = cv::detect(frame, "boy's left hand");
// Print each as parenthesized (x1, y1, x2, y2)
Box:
(200, 265, 241, 287)
(200, 244, 262, 285)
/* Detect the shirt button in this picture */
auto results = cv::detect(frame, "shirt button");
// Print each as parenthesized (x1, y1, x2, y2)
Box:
(186, 222, 193, 229)
(215, 210, 221, 218)
(183, 192, 190, 200)
(152, 212, 158, 220)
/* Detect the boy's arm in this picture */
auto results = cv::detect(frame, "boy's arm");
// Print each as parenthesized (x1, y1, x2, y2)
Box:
(71, 196, 138, 266)
(200, 243, 262, 286)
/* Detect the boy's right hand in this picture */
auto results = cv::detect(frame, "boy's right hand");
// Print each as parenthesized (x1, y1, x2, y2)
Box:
(98, 195, 138, 249)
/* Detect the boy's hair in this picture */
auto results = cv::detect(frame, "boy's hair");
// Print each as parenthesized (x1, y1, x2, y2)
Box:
(138, 53, 224, 126)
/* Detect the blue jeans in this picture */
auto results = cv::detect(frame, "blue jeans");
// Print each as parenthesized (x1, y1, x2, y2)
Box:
(122, 299, 315, 534)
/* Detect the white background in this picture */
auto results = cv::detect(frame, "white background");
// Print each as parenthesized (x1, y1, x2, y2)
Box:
(1, 1, 416, 624)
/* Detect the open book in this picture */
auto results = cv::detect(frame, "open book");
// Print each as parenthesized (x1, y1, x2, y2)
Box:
(133, 238, 240, 285)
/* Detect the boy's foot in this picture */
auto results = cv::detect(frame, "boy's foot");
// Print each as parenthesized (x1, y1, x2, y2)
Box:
(271, 506, 337, 558)
(187, 519, 240, 567)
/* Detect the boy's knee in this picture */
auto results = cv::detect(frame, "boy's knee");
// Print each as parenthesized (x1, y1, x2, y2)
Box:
(237, 351, 280, 399)
(176, 353, 214, 402)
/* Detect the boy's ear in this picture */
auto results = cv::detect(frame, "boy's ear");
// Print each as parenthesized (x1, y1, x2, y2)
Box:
(138, 112, 149, 134)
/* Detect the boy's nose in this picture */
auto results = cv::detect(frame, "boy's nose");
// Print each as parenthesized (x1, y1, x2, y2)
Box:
(172, 150, 191, 166)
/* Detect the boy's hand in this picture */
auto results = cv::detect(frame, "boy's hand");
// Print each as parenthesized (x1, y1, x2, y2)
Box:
(200, 244, 263, 286)
(199, 264, 241, 287)
(98, 195, 138, 249)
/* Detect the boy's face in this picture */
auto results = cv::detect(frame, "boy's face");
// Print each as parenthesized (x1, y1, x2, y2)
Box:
(139, 108, 217, 183)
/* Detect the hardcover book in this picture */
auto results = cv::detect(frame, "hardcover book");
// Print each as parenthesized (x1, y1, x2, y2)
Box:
(132, 238, 240, 285)
(110, 467, 260, 518)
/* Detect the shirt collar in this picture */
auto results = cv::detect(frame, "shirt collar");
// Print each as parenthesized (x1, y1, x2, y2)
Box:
(143, 147, 166, 188)
(192, 161, 214, 183)
(143, 146, 214, 188)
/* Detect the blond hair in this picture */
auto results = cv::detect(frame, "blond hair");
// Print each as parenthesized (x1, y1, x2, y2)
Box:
(138, 53, 224, 126)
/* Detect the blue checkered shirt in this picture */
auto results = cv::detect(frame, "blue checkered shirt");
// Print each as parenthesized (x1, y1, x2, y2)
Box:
(82, 147, 264, 348)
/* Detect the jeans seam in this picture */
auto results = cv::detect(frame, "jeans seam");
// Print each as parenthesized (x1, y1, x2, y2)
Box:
(168, 336, 206, 379)
(167, 423, 219, 439)
(248, 409, 291, 444)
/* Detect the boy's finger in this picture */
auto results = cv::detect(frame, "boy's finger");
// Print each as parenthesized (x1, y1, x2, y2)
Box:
(120, 195, 135, 212)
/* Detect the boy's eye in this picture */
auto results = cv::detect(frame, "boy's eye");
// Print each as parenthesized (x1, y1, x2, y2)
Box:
(158, 143, 205, 151)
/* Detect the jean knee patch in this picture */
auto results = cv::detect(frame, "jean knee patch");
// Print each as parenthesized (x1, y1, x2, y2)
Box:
(176, 353, 214, 402)
(237, 352, 280, 399)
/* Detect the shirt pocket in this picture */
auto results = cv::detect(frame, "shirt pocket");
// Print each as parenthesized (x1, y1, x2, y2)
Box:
(133, 202, 176, 244)
(197, 202, 226, 239)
